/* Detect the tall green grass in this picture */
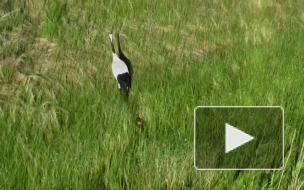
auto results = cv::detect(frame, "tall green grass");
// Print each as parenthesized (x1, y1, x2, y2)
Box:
(0, 0, 304, 189)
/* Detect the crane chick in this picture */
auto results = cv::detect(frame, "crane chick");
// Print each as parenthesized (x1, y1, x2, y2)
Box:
(136, 113, 144, 128)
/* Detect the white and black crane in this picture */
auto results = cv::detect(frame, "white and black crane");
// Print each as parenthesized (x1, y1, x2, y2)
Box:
(108, 34, 132, 98)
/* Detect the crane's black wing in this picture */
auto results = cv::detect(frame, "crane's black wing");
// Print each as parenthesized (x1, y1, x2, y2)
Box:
(117, 33, 133, 85)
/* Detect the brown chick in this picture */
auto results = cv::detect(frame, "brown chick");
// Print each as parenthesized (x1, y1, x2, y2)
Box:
(136, 114, 144, 128)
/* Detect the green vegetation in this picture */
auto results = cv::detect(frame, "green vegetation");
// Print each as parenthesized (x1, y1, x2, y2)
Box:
(0, 0, 304, 189)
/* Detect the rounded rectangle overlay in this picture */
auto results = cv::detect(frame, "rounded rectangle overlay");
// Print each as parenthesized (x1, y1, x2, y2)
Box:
(194, 106, 284, 171)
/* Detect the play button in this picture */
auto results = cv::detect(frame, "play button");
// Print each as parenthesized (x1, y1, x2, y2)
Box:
(225, 123, 254, 153)
(194, 106, 284, 170)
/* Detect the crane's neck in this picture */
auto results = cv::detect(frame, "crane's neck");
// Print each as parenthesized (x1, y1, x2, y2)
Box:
(112, 53, 120, 61)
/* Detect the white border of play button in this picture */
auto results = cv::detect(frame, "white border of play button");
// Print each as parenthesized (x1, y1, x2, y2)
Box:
(194, 106, 284, 171)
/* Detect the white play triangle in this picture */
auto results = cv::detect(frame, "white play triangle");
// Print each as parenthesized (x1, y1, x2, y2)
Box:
(225, 123, 254, 153)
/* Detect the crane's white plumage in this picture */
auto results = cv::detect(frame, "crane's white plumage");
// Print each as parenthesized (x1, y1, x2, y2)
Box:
(108, 34, 131, 94)
(111, 54, 129, 81)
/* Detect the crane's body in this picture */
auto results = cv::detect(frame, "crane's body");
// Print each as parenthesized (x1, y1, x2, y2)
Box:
(109, 34, 132, 96)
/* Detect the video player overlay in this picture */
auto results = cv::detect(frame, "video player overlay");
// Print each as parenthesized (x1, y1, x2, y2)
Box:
(194, 106, 284, 170)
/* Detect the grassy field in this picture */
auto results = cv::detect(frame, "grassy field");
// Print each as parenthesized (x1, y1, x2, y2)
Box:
(1, 0, 304, 189)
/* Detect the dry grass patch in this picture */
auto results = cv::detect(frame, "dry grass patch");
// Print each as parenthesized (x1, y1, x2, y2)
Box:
(164, 41, 217, 60)
(250, 0, 273, 10)
(152, 25, 175, 33)
(244, 25, 275, 45)
(0, 22, 98, 103)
